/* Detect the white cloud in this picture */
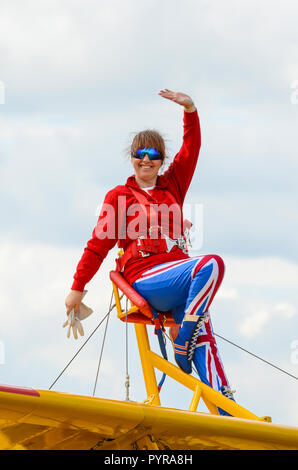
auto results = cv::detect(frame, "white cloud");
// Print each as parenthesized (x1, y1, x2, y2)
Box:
(224, 256, 298, 288)
(239, 309, 270, 338)
(238, 302, 297, 339)
(217, 287, 239, 300)
(0, 0, 296, 103)
(1, 1, 297, 263)
(209, 256, 298, 342)
(0, 239, 115, 334)
(227, 357, 298, 426)
(273, 302, 296, 319)
(0, 239, 297, 420)
(1, 0, 298, 431)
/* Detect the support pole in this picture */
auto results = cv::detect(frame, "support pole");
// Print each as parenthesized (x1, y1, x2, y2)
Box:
(134, 323, 161, 406)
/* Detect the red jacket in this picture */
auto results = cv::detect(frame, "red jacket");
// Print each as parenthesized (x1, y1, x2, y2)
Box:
(71, 109, 201, 291)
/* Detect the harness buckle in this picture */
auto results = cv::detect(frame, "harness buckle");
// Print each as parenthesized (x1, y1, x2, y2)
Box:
(148, 225, 163, 238)
(162, 233, 179, 252)
(162, 233, 188, 254)
(135, 224, 189, 259)
(137, 237, 150, 257)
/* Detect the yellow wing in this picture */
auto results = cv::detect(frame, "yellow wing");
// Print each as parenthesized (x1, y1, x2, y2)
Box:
(1, 383, 298, 450)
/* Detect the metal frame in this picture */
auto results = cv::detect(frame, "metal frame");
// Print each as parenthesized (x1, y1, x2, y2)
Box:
(112, 281, 270, 421)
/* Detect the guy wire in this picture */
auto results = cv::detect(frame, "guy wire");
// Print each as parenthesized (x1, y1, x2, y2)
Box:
(214, 333, 298, 381)
(49, 291, 123, 391)
(92, 291, 113, 396)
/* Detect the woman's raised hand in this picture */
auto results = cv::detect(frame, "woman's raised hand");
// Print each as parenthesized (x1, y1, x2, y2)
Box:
(158, 89, 196, 112)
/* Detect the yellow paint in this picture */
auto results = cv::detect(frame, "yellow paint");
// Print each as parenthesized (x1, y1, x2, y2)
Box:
(113, 281, 265, 421)
(1, 279, 298, 450)
(1, 389, 298, 450)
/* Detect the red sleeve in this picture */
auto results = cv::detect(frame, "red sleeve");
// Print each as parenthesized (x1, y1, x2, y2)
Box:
(71, 190, 118, 292)
(162, 109, 201, 204)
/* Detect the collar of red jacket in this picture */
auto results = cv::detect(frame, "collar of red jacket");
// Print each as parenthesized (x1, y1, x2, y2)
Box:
(125, 174, 168, 190)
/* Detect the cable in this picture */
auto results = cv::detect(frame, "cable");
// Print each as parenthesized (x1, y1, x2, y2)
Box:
(214, 333, 298, 381)
(48, 292, 122, 391)
(163, 330, 298, 381)
(51, 297, 297, 393)
(92, 291, 113, 397)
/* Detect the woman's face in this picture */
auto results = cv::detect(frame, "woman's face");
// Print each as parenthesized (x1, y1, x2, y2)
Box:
(131, 152, 163, 184)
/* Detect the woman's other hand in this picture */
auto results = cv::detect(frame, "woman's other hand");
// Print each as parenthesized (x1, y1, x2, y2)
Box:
(158, 89, 196, 112)
(65, 290, 84, 315)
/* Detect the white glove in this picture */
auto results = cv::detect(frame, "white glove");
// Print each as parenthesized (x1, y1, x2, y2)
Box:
(63, 290, 93, 339)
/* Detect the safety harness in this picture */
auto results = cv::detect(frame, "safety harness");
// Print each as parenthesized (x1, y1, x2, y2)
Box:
(115, 187, 192, 391)
(115, 187, 192, 272)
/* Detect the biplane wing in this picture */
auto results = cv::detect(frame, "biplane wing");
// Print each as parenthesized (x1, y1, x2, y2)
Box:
(1, 383, 298, 450)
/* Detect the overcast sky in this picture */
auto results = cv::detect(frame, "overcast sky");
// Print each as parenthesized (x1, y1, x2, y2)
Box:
(1, 0, 298, 429)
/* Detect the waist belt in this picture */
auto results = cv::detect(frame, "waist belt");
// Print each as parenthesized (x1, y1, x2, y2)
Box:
(116, 232, 188, 272)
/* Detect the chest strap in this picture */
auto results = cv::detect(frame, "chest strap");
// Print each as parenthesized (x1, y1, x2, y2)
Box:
(115, 187, 191, 272)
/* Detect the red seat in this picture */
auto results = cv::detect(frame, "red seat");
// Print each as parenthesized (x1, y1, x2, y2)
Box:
(109, 270, 176, 326)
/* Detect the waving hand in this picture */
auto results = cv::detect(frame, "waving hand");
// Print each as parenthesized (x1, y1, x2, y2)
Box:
(158, 89, 196, 112)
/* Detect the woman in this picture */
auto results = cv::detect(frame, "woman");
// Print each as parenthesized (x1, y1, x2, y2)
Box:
(65, 89, 235, 414)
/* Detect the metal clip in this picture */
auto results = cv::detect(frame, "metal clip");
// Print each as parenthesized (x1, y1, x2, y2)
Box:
(148, 225, 163, 238)
(137, 237, 150, 257)
(142, 394, 155, 405)
(177, 237, 188, 252)
(162, 233, 179, 252)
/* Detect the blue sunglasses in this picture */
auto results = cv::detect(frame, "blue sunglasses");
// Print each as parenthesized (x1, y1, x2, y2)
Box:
(132, 147, 163, 160)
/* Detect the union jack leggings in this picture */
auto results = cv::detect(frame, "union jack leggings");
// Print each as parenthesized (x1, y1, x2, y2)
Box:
(132, 255, 231, 393)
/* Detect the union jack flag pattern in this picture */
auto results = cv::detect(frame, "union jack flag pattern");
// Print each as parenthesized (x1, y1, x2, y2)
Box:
(133, 255, 235, 414)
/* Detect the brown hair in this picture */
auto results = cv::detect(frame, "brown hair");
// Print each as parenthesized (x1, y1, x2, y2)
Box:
(124, 129, 169, 166)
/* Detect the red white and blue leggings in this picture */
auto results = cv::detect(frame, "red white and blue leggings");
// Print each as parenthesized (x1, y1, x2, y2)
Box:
(132, 255, 230, 393)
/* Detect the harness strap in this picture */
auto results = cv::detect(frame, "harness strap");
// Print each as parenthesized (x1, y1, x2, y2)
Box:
(128, 187, 183, 238)
(116, 187, 189, 272)
(151, 307, 168, 392)
(115, 238, 169, 271)
(116, 187, 183, 391)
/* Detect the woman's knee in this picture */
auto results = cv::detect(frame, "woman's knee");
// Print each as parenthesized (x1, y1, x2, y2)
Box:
(193, 254, 225, 280)
(210, 254, 225, 278)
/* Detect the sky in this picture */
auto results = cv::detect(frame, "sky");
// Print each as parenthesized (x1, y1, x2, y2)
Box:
(0, 0, 298, 430)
